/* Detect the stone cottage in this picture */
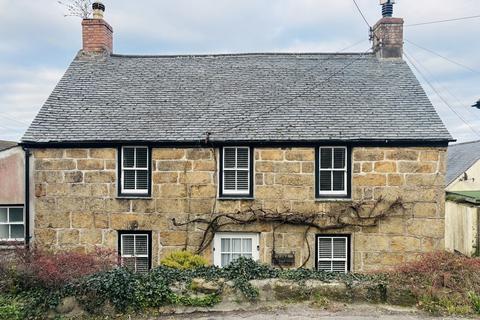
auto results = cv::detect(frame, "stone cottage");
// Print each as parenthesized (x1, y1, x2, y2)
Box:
(18, 2, 452, 272)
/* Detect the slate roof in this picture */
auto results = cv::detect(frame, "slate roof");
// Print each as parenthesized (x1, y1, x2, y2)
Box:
(446, 140, 480, 185)
(0, 140, 18, 152)
(22, 52, 452, 144)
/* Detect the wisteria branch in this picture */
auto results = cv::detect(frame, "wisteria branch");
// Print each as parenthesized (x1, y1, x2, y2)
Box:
(172, 196, 405, 267)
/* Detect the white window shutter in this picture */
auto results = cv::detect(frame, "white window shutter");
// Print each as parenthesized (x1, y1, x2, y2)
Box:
(121, 234, 150, 273)
(222, 147, 250, 195)
(135, 235, 148, 255)
(121, 147, 149, 194)
(236, 148, 249, 191)
(123, 148, 135, 168)
(122, 235, 135, 256)
(319, 147, 347, 196)
(223, 148, 237, 191)
(332, 238, 347, 273)
(317, 236, 348, 273)
(236, 148, 249, 168)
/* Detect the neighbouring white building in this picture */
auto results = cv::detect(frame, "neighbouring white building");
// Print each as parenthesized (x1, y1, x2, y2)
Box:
(445, 140, 480, 256)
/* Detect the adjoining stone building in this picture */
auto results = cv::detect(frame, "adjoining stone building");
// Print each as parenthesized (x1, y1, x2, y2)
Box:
(18, 2, 452, 272)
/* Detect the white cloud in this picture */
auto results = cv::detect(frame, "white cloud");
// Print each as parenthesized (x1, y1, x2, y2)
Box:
(0, 65, 64, 141)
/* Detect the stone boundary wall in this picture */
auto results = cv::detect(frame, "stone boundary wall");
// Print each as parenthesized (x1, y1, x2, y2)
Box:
(52, 278, 416, 318)
(32, 147, 446, 271)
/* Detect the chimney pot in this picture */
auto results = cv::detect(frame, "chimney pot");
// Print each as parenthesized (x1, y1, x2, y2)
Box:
(92, 1, 105, 19)
(380, 0, 396, 17)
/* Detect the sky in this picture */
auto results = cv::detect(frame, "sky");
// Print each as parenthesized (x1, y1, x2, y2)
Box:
(0, 0, 479, 143)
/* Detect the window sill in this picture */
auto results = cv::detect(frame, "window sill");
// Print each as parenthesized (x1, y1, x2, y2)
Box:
(217, 197, 255, 201)
(0, 241, 25, 249)
(315, 198, 352, 202)
(116, 196, 152, 200)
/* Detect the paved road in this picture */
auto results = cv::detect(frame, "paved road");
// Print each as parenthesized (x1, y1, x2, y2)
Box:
(155, 303, 475, 320)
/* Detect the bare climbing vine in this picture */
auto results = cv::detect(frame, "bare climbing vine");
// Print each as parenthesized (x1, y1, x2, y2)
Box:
(173, 196, 405, 268)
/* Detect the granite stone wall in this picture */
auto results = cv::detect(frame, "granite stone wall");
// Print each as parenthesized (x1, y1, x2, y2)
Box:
(31, 146, 446, 271)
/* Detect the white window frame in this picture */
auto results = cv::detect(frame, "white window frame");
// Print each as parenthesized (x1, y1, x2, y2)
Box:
(318, 146, 348, 196)
(221, 146, 251, 196)
(0, 206, 25, 242)
(120, 233, 150, 273)
(213, 232, 260, 267)
(121, 146, 150, 195)
(317, 236, 349, 273)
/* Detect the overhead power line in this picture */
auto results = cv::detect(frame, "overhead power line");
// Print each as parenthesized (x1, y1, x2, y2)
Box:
(0, 113, 30, 126)
(352, 0, 371, 28)
(405, 39, 480, 74)
(404, 50, 480, 138)
(212, 45, 372, 136)
(404, 47, 480, 123)
(406, 14, 480, 27)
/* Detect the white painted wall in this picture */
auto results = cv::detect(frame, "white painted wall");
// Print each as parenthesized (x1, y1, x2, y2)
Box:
(445, 201, 479, 256)
(447, 160, 480, 192)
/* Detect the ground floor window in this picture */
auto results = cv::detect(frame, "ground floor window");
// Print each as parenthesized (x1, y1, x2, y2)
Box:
(0, 206, 24, 241)
(118, 231, 151, 273)
(316, 235, 350, 273)
(213, 233, 259, 267)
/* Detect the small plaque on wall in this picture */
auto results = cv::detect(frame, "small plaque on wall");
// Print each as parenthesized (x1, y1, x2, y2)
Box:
(272, 252, 295, 267)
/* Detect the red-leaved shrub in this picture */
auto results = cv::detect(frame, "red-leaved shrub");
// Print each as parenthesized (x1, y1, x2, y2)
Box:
(1, 247, 118, 289)
(390, 251, 480, 293)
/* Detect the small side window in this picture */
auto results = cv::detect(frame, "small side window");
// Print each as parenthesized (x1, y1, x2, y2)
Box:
(0, 206, 25, 241)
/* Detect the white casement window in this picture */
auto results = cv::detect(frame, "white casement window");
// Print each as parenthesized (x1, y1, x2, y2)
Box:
(318, 147, 348, 196)
(222, 147, 251, 196)
(213, 233, 259, 267)
(0, 207, 24, 241)
(317, 236, 349, 273)
(121, 146, 149, 195)
(120, 233, 150, 273)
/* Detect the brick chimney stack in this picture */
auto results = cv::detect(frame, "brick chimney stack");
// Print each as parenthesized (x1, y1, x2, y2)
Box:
(372, 1, 403, 59)
(82, 1, 113, 54)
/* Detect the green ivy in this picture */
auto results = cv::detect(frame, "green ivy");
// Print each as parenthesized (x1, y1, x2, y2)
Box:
(0, 294, 25, 320)
(12, 257, 388, 318)
(171, 293, 221, 307)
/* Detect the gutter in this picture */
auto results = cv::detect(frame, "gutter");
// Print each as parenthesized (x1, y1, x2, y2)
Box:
(19, 138, 453, 149)
(22, 147, 31, 248)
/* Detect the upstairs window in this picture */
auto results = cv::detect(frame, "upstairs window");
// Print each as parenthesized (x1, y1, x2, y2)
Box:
(316, 147, 350, 198)
(316, 235, 350, 273)
(119, 146, 151, 197)
(220, 147, 253, 197)
(0, 206, 24, 242)
(119, 232, 151, 273)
